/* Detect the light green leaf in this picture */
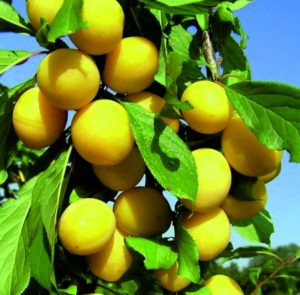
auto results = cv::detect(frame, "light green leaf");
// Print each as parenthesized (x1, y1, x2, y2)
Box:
(29, 147, 72, 291)
(223, 0, 254, 11)
(176, 223, 200, 283)
(0, 78, 36, 184)
(0, 1, 34, 34)
(0, 177, 37, 295)
(140, 0, 211, 15)
(249, 267, 261, 285)
(0, 50, 41, 75)
(122, 101, 198, 201)
(227, 81, 300, 162)
(169, 25, 192, 60)
(196, 12, 209, 31)
(59, 285, 78, 295)
(233, 209, 274, 245)
(125, 237, 178, 270)
(47, 0, 88, 42)
(184, 285, 212, 295)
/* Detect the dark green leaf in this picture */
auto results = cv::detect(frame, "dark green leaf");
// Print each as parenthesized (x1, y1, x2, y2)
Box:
(156, 0, 222, 7)
(0, 77, 36, 184)
(125, 237, 178, 270)
(176, 222, 200, 283)
(0, 50, 41, 75)
(222, 245, 280, 263)
(227, 81, 300, 162)
(47, 0, 88, 42)
(219, 36, 250, 77)
(28, 147, 72, 291)
(0, 1, 34, 34)
(0, 177, 37, 295)
(233, 209, 274, 245)
(122, 101, 198, 201)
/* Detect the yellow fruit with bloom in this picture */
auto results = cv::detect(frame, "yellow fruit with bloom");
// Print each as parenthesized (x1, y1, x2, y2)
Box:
(222, 116, 282, 177)
(181, 81, 232, 134)
(86, 228, 132, 282)
(113, 187, 172, 237)
(58, 198, 116, 255)
(92, 146, 145, 191)
(70, 0, 124, 55)
(37, 48, 100, 110)
(12, 87, 67, 149)
(155, 261, 191, 292)
(205, 275, 244, 295)
(26, 0, 63, 31)
(126, 91, 180, 132)
(103, 36, 159, 94)
(71, 99, 134, 166)
(181, 208, 230, 261)
(221, 178, 267, 220)
(181, 148, 231, 212)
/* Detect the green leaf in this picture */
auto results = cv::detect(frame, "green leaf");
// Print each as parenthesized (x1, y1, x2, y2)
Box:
(28, 147, 72, 291)
(0, 50, 41, 75)
(156, 0, 222, 6)
(0, 1, 34, 34)
(184, 285, 212, 295)
(227, 81, 300, 162)
(0, 177, 37, 295)
(59, 285, 78, 295)
(140, 0, 211, 15)
(125, 237, 178, 270)
(224, 0, 254, 11)
(169, 25, 192, 60)
(222, 245, 280, 262)
(47, 0, 88, 42)
(0, 77, 36, 184)
(122, 101, 198, 201)
(176, 222, 200, 283)
(196, 12, 209, 31)
(248, 267, 261, 285)
(219, 36, 250, 77)
(233, 209, 274, 245)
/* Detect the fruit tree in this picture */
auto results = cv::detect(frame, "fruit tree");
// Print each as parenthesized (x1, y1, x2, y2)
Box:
(0, 0, 300, 294)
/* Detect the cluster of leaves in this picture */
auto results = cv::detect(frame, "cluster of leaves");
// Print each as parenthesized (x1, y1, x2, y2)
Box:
(206, 243, 300, 295)
(1, 0, 300, 294)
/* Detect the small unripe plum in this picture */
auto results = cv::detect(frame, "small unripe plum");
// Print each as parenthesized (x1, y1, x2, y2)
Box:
(71, 99, 134, 166)
(58, 198, 116, 256)
(103, 36, 159, 94)
(37, 48, 100, 110)
(12, 87, 67, 149)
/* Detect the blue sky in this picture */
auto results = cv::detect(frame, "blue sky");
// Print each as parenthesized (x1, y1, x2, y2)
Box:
(1, 0, 300, 249)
